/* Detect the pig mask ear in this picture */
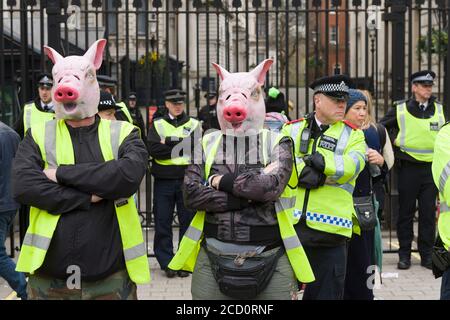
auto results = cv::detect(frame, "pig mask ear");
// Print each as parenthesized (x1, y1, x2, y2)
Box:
(250, 59, 274, 85)
(212, 62, 231, 81)
(83, 39, 107, 70)
(44, 46, 64, 65)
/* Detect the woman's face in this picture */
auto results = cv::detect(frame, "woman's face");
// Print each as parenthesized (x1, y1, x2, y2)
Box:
(344, 101, 367, 128)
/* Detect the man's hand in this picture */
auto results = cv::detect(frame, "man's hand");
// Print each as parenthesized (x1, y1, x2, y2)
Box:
(91, 195, 103, 203)
(160, 139, 165, 144)
(303, 152, 325, 172)
(367, 148, 384, 166)
(208, 174, 223, 189)
(43, 168, 58, 183)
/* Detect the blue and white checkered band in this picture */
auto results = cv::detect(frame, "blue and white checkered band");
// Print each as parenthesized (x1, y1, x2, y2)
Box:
(314, 81, 349, 93)
(412, 73, 434, 83)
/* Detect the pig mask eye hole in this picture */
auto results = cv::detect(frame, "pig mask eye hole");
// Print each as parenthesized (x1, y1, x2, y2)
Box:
(251, 88, 259, 99)
(241, 93, 247, 99)
(226, 95, 231, 101)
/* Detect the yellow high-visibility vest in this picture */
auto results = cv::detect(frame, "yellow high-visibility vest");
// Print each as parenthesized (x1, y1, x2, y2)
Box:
(282, 119, 366, 237)
(153, 117, 200, 166)
(432, 123, 450, 250)
(23, 103, 55, 135)
(16, 119, 150, 284)
(395, 101, 445, 162)
(168, 129, 315, 283)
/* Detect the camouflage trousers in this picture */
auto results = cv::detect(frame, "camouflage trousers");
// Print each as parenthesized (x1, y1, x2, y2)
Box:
(27, 269, 137, 300)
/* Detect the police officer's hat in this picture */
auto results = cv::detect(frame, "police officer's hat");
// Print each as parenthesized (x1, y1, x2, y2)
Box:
(410, 70, 436, 85)
(204, 91, 217, 99)
(97, 74, 117, 87)
(164, 89, 186, 103)
(37, 73, 53, 88)
(129, 92, 137, 100)
(309, 74, 352, 101)
(98, 91, 121, 112)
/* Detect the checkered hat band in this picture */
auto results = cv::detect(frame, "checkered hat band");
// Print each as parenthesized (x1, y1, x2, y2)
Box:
(314, 83, 349, 93)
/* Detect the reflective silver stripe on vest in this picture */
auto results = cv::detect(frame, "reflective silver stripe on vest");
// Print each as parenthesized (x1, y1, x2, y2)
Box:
(439, 160, 450, 194)
(154, 120, 166, 139)
(327, 182, 354, 195)
(437, 103, 445, 127)
(290, 123, 302, 151)
(400, 147, 433, 154)
(23, 233, 52, 251)
(123, 242, 146, 261)
(397, 103, 407, 149)
(275, 196, 297, 214)
(283, 235, 302, 251)
(44, 121, 57, 168)
(110, 121, 122, 160)
(25, 105, 32, 131)
(441, 201, 450, 213)
(331, 125, 352, 181)
(184, 225, 203, 241)
(348, 150, 364, 181)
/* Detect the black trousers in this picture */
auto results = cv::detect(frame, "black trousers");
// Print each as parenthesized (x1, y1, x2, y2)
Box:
(397, 161, 438, 261)
(153, 178, 194, 269)
(302, 244, 348, 300)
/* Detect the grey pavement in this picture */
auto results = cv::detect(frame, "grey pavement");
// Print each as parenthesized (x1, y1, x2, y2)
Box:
(1, 233, 442, 300)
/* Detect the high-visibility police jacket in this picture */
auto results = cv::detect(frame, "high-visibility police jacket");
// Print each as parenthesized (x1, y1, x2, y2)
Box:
(395, 101, 445, 162)
(168, 129, 315, 283)
(116, 101, 133, 124)
(15, 119, 151, 284)
(432, 122, 450, 250)
(23, 102, 55, 136)
(281, 118, 366, 238)
(153, 117, 200, 166)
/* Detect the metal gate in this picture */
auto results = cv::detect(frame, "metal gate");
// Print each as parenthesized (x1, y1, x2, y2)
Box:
(2, 0, 450, 256)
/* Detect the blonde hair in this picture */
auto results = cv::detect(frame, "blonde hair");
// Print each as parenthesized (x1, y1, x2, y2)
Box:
(359, 89, 376, 129)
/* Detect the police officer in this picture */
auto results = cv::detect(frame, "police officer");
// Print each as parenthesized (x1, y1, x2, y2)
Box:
(97, 91, 122, 120)
(96, 74, 133, 124)
(282, 75, 366, 300)
(198, 91, 220, 132)
(14, 73, 55, 139)
(127, 92, 147, 145)
(381, 70, 445, 270)
(431, 123, 450, 300)
(147, 89, 200, 278)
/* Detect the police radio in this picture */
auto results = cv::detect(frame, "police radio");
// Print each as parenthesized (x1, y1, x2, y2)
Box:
(299, 127, 311, 154)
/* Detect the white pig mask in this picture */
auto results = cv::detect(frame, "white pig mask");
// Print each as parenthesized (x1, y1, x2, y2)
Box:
(212, 59, 273, 136)
(44, 39, 107, 120)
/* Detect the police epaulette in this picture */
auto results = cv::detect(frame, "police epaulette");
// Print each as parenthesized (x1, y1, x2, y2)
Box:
(393, 99, 406, 106)
(285, 118, 305, 125)
(342, 120, 358, 130)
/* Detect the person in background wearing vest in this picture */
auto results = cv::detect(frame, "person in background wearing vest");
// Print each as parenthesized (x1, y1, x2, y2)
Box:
(0, 121, 27, 300)
(282, 75, 366, 300)
(168, 59, 314, 300)
(431, 123, 450, 300)
(13, 73, 55, 139)
(198, 91, 220, 132)
(96, 75, 133, 124)
(381, 70, 445, 270)
(11, 39, 150, 300)
(147, 89, 200, 278)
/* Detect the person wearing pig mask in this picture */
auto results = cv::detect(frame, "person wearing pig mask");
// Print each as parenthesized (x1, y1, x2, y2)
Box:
(168, 59, 315, 300)
(11, 39, 150, 300)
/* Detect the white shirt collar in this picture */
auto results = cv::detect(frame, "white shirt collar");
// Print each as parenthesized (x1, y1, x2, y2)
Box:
(314, 115, 323, 128)
(41, 101, 54, 111)
(168, 113, 176, 120)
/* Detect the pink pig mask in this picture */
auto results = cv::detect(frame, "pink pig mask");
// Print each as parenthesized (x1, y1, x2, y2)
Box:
(212, 59, 274, 136)
(44, 39, 107, 120)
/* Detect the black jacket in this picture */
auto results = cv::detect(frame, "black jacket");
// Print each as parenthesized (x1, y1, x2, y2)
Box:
(198, 104, 220, 132)
(13, 98, 55, 139)
(380, 95, 444, 164)
(0, 122, 20, 212)
(12, 116, 148, 281)
(147, 112, 201, 180)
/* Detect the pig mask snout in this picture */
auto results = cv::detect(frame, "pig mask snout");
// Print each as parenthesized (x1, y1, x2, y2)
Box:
(54, 86, 79, 103)
(223, 105, 247, 124)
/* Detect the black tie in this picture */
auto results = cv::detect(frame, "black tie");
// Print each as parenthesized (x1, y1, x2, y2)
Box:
(43, 105, 48, 111)
(320, 124, 329, 132)
(420, 104, 425, 112)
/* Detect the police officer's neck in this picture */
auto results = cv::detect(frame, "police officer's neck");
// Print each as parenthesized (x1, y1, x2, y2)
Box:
(314, 112, 335, 126)
(66, 116, 96, 128)
(414, 94, 429, 104)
